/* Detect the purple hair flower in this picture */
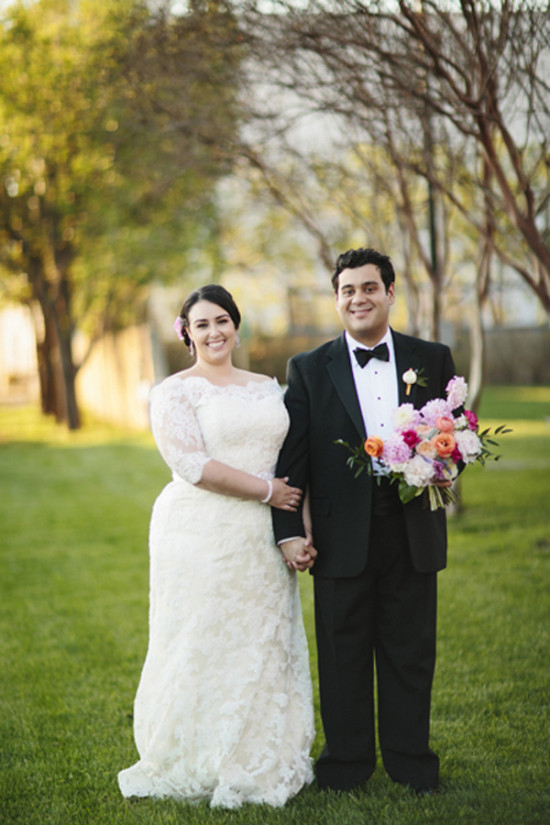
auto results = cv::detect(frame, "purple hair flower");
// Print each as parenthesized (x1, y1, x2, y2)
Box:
(173, 317, 185, 341)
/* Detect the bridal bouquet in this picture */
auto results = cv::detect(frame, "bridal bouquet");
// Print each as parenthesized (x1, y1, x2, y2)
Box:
(337, 375, 510, 510)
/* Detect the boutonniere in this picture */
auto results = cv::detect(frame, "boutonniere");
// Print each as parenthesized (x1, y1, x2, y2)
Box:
(402, 367, 428, 396)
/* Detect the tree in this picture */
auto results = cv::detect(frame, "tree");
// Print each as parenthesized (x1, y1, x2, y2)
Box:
(0, 0, 242, 427)
(242, 0, 550, 319)
(231, 0, 549, 416)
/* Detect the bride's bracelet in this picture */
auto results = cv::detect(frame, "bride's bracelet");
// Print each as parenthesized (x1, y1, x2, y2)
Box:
(260, 479, 273, 504)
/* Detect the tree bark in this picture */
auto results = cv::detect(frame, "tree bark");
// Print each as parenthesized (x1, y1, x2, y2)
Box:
(35, 310, 58, 418)
(468, 159, 494, 414)
(28, 259, 81, 430)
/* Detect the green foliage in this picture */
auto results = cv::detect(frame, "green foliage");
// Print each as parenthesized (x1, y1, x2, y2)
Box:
(0, 0, 242, 334)
(0, 0, 244, 425)
(1, 387, 549, 824)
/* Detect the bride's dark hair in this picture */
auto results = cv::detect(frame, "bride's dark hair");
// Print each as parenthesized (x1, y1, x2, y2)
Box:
(177, 284, 241, 349)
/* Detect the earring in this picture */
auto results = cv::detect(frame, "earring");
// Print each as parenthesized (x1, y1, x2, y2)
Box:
(189, 341, 195, 357)
(235, 334, 241, 349)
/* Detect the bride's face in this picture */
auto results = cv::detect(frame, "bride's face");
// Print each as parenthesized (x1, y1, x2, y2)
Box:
(187, 300, 238, 364)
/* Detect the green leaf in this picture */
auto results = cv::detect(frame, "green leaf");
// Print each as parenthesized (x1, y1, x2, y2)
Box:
(398, 480, 420, 504)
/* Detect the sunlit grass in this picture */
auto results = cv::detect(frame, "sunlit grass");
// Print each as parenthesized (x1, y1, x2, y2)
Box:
(477, 384, 550, 421)
(1, 388, 549, 824)
(0, 404, 155, 447)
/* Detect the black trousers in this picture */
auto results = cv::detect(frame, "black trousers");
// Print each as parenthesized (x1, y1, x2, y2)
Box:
(314, 480, 439, 791)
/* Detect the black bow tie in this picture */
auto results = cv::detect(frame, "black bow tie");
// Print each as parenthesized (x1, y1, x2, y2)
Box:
(353, 343, 390, 367)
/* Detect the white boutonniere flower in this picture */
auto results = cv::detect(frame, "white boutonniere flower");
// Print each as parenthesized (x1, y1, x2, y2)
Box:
(402, 367, 428, 396)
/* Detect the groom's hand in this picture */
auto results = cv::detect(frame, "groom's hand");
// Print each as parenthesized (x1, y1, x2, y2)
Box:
(281, 537, 317, 572)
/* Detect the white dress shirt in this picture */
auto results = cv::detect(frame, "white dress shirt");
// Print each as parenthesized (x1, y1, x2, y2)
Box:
(345, 328, 399, 471)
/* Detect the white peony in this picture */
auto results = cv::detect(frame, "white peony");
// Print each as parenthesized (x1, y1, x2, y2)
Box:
(446, 375, 468, 410)
(402, 455, 435, 487)
(454, 429, 482, 463)
(393, 403, 420, 431)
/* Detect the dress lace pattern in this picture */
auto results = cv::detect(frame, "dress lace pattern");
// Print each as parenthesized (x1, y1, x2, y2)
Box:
(118, 375, 315, 808)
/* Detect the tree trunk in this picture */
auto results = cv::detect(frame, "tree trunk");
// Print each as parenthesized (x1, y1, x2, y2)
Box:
(469, 158, 496, 414)
(35, 309, 58, 417)
(28, 261, 81, 430)
(56, 323, 80, 430)
(53, 273, 81, 430)
(467, 296, 485, 415)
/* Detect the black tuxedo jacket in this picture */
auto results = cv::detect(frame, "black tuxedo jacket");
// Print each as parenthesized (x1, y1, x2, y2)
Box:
(272, 329, 457, 577)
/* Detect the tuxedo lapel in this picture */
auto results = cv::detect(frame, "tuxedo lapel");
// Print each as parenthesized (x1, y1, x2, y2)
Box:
(325, 334, 366, 439)
(325, 331, 425, 435)
(392, 330, 422, 407)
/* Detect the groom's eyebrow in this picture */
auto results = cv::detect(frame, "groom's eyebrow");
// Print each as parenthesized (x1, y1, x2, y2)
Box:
(341, 280, 378, 290)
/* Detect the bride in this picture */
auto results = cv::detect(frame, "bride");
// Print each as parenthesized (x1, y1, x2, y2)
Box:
(118, 284, 316, 808)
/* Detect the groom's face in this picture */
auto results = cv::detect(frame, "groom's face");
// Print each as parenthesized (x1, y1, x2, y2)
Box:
(335, 264, 395, 347)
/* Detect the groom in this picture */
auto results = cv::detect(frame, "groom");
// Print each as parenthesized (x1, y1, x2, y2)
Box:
(272, 247, 456, 794)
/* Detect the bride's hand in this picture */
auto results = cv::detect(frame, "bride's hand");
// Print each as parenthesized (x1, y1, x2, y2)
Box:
(284, 535, 317, 572)
(269, 477, 303, 511)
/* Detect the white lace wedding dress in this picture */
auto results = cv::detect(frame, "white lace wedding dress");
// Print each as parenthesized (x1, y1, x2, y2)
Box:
(118, 375, 314, 808)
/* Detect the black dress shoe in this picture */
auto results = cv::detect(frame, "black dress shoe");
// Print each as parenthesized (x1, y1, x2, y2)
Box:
(414, 787, 438, 797)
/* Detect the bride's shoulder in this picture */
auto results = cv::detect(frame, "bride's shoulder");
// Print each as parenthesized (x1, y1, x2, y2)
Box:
(239, 371, 284, 399)
(151, 370, 198, 399)
(237, 371, 283, 395)
(238, 369, 276, 386)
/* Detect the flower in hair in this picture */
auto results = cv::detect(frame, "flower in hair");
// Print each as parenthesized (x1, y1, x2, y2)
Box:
(173, 317, 185, 341)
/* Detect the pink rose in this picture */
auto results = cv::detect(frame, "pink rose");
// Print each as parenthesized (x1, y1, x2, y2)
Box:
(436, 416, 455, 433)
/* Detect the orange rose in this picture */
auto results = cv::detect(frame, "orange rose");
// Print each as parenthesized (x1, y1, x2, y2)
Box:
(432, 432, 456, 458)
(364, 436, 384, 458)
(436, 416, 455, 433)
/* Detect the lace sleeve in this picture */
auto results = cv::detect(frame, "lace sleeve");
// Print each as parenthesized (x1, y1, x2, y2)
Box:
(149, 378, 211, 484)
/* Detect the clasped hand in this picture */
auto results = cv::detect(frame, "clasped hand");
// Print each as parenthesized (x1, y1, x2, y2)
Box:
(280, 536, 317, 573)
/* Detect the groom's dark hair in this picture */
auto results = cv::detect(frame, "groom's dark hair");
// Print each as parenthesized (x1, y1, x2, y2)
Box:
(331, 247, 396, 294)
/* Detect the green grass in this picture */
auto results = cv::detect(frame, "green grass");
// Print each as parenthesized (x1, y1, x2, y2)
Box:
(1, 387, 549, 824)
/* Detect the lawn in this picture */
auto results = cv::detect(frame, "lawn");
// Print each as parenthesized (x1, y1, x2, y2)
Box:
(0, 388, 549, 825)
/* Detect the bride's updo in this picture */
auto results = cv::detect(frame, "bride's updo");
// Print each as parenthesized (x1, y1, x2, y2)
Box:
(176, 285, 242, 350)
